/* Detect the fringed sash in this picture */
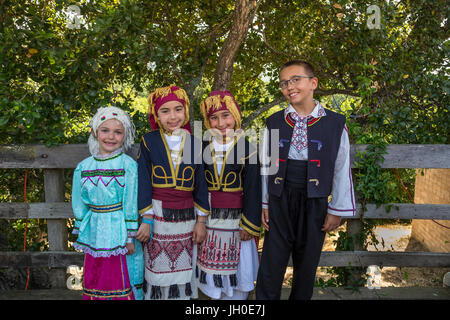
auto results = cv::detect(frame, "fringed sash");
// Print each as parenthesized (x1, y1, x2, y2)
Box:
(152, 187, 194, 209)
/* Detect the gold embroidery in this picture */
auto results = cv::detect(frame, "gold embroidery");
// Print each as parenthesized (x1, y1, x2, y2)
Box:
(239, 220, 260, 237)
(152, 165, 171, 185)
(241, 214, 259, 231)
(138, 203, 153, 214)
(178, 166, 194, 189)
(155, 129, 193, 190)
(206, 135, 248, 192)
(205, 169, 220, 190)
(222, 171, 237, 188)
(194, 202, 210, 215)
(148, 86, 190, 129)
(142, 136, 150, 151)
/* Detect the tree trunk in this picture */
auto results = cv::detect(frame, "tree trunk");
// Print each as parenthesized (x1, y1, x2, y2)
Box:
(212, 0, 259, 91)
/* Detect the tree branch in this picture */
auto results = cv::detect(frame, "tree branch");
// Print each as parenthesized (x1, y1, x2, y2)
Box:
(241, 88, 360, 129)
(257, 28, 295, 58)
(241, 96, 285, 129)
(212, 0, 260, 91)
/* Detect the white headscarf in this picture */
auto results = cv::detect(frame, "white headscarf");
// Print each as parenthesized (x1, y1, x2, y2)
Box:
(88, 106, 136, 156)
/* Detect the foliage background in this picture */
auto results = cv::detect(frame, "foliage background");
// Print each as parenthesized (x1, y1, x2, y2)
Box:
(0, 0, 448, 288)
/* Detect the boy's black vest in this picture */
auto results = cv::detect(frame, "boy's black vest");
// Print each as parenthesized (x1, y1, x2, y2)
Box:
(266, 107, 346, 198)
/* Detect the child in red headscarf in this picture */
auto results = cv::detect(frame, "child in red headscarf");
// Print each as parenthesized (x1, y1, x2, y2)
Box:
(135, 85, 210, 300)
(197, 91, 261, 300)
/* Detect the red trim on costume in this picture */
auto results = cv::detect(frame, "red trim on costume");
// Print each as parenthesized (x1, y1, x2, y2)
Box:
(307, 116, 321, 126)
(276, 158, 286, 167)
(285, 113, 295, 127)
(310, 159, 321, 167)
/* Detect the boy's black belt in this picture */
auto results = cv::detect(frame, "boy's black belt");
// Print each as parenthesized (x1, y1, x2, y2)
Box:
(285, 159, 307, 189)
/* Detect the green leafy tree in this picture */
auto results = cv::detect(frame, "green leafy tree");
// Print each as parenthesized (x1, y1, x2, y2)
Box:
(0, 0, 448, 287)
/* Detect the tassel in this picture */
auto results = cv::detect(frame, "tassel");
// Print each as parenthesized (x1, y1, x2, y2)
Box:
(230, 274, 237, 287)
(185, 282, 192, 297)
(223, 95, 242, 129)
(143, 281, 147, 294)
(162, 207, 195, 222)
(213, 274, 223, 288)
(150, 285, 161, 299)
(168, 284, 180, 299)
(211, 208, 242, 220)
(199, 270, 207, 284)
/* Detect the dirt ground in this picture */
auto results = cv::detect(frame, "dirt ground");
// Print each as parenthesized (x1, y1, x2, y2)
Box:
(279, 223, 450, 287)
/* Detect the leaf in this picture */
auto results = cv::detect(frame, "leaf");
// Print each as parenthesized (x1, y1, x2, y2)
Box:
(0, 117, 9, 126)
(333, 4, 343, 9)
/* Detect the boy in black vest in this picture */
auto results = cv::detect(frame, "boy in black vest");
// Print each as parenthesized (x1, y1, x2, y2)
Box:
(256, 60, 356, 300)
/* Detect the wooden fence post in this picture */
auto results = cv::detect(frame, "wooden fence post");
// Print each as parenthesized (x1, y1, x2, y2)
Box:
(346, 219, 366, 285)
(44, 169, 68, 288)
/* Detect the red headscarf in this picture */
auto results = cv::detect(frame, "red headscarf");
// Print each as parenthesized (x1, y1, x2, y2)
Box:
(200, 91, 242, 130)
(148, 85, 191, 133)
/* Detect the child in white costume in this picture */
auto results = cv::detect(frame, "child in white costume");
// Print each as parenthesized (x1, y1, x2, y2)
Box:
(135, 85, 210, 300)
(197, 91, 261, 300)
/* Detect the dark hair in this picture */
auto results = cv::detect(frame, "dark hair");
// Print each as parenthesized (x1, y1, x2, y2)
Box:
(280, 60, 315, 77)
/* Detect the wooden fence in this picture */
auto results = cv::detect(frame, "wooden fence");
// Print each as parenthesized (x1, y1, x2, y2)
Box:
(0, 144, 449, 289)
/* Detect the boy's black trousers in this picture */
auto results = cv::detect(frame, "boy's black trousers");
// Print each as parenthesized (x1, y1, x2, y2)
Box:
(256, 160, 328, 300)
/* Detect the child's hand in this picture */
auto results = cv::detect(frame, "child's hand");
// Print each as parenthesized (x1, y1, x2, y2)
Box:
(136, 222, 152, 242)
(321, 213, 342, 232)
(192, 222, 207, 244)
(239, 229, 252, 241)
(126, 242, 135, 255)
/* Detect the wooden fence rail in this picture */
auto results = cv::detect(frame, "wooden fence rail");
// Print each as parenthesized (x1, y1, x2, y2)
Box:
(0, 144, 449, 288)
(1, 202, 449, 220)
(1, 144, 449, 169)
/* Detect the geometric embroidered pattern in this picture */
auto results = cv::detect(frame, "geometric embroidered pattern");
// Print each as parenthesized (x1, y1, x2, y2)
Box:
(287, 105, 326, 153)
(290, 112, 309, 153)
(145, 232, 194, 274)
(198, 226, 240, 275)
(83, 287, 132, 298)
(82, 169, 126, 187)
(82, 176, 125, 187)
(81, 169, 125, 177)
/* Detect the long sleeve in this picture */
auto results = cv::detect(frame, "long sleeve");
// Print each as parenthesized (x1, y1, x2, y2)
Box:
(328, 125, 356, 217)
(123, 159, 139, 237)
(193, 157, 210, 216)
(71, 164, 89, 234)
(260, 127, 270, 210)
(137, 136, 154, 215)
(240, 142, 262, 236)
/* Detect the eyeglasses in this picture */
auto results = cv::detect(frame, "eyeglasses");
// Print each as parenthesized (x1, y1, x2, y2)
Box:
(279, 75, 314, 89)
